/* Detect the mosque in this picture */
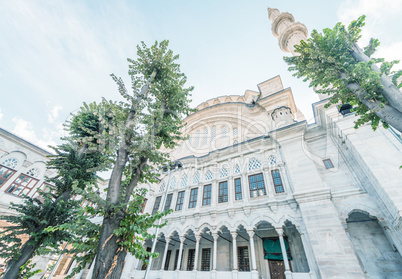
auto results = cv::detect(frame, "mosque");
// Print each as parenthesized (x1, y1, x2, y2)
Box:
(1, 8, 402, 279)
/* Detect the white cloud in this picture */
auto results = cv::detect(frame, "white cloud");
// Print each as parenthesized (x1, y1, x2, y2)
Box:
(48, 105, 63, 123)
(12, 117, 62, 151)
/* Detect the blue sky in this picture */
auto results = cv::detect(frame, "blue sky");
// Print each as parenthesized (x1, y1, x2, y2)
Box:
(1, 0, 401, 150)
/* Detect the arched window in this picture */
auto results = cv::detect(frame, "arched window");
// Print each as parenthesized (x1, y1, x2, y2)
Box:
(194, 130, 200, 148)
(26, 167, 41, 178)
(221, 125, 228, 138)
(159, 181, 166, 192)
(181, 174, 188, 188)
(219, 168, 228, 178)
(193, 172, 200, 184)
(205, 170, 213, 181)
(248, 158, 261, 171)
(1, 158, 19, 169)
(202, 128, 208, 146)
(169, 177, 176, 190)
(234, 164, 241, 174)
(268, 155, 277, 166)
(211, 126, 217, 143)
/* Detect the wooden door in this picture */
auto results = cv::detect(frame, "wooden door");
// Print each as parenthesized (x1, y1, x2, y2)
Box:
(269, 260, 285, 279)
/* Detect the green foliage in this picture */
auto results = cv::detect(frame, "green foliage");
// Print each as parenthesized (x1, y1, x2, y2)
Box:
(284, 15, 402, 130)
(18, 260, 42, 279)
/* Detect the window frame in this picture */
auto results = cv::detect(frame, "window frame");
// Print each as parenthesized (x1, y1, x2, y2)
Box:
(186, 248, 195, 271)
(164, 250, 172, 270)
(0, 165, 16, 188)
(238, 246, 250, 271)
(188, 188, 198, 208)
(175, 191, 185, 211)
(218, 181, 228, 203)
(5, 173, 39, 197)
(202, 184, 211, 206)
(140, 198, 148, 213)
(164, 193, 173, 211)
(248, 173, 267, 198)
(271, 169, 285, 194)
(323, 159, 334, 169)
(234, 178, 242, 200)
(152, 196, 162, 215)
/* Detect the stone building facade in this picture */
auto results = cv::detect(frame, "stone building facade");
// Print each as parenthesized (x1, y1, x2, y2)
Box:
(0, 7, 402, 279)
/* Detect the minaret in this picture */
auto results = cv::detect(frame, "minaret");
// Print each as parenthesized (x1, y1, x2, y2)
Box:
(268, 8, 308, 56)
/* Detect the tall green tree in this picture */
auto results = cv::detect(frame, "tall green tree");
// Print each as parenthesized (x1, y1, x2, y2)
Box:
(284, 15, 402, 133)
(0, 110, 104, 279)
(69, 40, 193, 279)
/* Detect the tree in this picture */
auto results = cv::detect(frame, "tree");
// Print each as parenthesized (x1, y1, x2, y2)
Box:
(284, 15, 402, 133)
(0, 113, 104, 279)
(68, 40, 193, 279)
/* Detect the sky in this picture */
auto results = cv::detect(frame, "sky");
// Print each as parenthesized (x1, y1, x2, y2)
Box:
(0, 0, 401, 151)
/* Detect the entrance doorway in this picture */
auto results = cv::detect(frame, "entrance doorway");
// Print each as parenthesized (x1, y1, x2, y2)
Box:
(269, 260, 285, 279)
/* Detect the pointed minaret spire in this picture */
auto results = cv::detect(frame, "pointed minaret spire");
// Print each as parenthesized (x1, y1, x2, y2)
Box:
(267, 8, 308, 56)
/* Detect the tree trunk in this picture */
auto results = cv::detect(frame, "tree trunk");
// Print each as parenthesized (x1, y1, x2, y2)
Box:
(91, 211, 127, 279)
(3, 239, 37, 279)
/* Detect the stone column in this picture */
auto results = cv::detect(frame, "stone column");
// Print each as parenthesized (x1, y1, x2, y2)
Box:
(231, 231, 238, 270)
(160, 238, 170, 271)
(176, 236, 185, 270)
(262, 166, 273, 197)
(276, 228, 290, 271)
(247, 230, 257, 270)
(194, 234, 201, 270)
(299, 228, 319, 279)
(212, 233, 218, 270)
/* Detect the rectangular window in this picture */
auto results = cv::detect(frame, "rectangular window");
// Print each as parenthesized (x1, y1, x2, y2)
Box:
(218, 181, 228, 203)
(6, 174, 39, 197)
(234, 178, 242, 200)
(271, 170, 284, 193)
(202, 184, 211, 206)
(187, 249, 195, 271)
(164, 250, 172, 270)
(32, 182, 54, 201)
(323, 159, 334, 169)
(141, 247, 152, 270)
(248, 173, 266, 198)
(175, 191, 185, 211)
(188, 188, 198, 208)
(201, 248, 211, 271)
(152, 196, 162, 215)
(238, 247, 250, 271)
(164, 193, 173, 211)
(140, 198, 148, 213)
(0, 165, 16, 187)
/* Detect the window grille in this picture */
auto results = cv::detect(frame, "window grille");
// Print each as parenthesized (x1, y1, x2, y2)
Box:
(194, 130, 200, 148)
(271, 170, 284, 193)
(188, 188, 198, 208)
(1, 158, 18, 169)
(205, 170, 213, 181)
(234, 164, 241, 174)
(268, 155, 277, 165)
(248, 173, 266, 197)
(164, 250, 172, 270)
(201, 248, 211, 271)
(175, 191, 185, 211)
(233, 127, 238, 137)
(181, 174, 188, 188)
(193, 172, 200, 184)
(323, 159, 334, 169)
(152, 196, 162, 215)
(202, 184, 211, 206)
(248, 158, 261, 170)
(187, 249, 195, 270)
(238, 247, 250, 271)
(235, 178, 242, 200)
(219, 168, 228, 178)
(164, 193, 173, 211)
